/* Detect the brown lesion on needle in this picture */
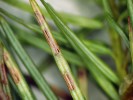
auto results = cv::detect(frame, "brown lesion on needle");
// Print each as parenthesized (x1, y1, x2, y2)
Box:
(9, 67, 20, 84)
(43, 29, 60, 55)
(63, 72, 75, 91)
(3, 50, 21, 84)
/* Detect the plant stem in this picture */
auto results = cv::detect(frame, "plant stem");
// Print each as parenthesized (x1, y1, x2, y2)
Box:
(29, 0, 85, 99)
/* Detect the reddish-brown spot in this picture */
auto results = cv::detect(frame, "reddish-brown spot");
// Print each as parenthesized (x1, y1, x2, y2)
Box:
(9, 68, 20, 84)
(55, 48, 60, 55)
(44, 30, 50, 40)
(0, 63, 8, 84)
(52, 41, 60, 55)
(43, 29, 60, 55)
(63, 72, 75, 91)
(52, 42, 60, 55)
